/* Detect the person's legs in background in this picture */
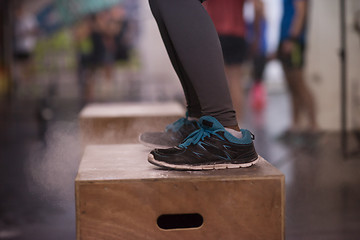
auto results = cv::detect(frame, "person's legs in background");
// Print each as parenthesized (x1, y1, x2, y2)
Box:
(282, 66, 303, 132)
(250, 54, 267, 112)
(283, 67, 317, 132)
(280, 41, 318, 133)
(297, 70, 317, 132)
(278, 0, 317, 135)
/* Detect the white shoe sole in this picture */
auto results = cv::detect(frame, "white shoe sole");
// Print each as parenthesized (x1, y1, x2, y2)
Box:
(148, 154, 259, 171)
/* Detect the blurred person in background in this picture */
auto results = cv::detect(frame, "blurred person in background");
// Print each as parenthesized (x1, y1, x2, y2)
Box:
(74, 17, 94, 104)
(74, 5, 133, 103)
(205, 0, 264, 121)
(278, 0, 318, 137)
(110, 5, 134, 62)
(13, 4, 38, 88)
(91, 9, 119, 86)
(92, 5, 132, 89)
(245, 0, 268, 113)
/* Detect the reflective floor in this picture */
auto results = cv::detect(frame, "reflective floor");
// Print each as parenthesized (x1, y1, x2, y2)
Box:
(0, 69, 360, 240)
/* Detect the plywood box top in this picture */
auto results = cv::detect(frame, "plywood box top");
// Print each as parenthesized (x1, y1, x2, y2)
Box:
(79, 102, 185, 118)
(76, 144, 284, 183)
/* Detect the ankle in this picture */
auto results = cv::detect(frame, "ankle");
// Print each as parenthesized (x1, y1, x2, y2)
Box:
(225, 126, 243, 138)
(225, 125, 240, 131)
(188, 116, 199, 121)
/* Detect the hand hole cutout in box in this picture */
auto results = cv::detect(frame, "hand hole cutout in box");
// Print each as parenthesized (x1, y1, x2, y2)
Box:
(157, 213, 204, 230)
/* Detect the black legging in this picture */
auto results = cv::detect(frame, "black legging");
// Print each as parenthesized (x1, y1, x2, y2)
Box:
(149, 0, 237, 127)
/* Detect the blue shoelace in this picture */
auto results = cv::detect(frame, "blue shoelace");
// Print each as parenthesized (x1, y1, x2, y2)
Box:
(179, 127, 222, 148)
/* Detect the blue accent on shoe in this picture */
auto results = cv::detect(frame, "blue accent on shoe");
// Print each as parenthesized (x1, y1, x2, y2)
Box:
(224, 129, 253, 145)
(179, 116, 253, 148)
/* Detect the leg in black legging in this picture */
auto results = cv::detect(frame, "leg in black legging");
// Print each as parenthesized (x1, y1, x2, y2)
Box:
(149, 0, 201, 118)
(148, 0, 237, 127)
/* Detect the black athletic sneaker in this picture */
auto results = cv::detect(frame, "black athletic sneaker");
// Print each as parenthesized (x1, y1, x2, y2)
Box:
(139, 115, 199, 149)
(148, 116, 259, 170)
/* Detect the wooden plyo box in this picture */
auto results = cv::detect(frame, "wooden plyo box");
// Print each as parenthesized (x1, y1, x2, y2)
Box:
(79, 102, 185, 145)
(76, 144, 285, 240)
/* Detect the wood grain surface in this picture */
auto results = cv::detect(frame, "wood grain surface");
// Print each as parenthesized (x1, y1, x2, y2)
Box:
(79, 102, 185, 145)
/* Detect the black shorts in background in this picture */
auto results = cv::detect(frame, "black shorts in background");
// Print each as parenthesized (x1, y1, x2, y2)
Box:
(219, 35, 248, 65)
(14, 51, 31, 62)
(278, 40, 306, 69)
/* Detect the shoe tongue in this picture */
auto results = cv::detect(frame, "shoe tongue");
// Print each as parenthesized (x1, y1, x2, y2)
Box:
(199, 116, 224, 131)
